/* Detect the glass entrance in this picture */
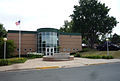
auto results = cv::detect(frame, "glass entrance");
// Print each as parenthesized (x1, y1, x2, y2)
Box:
(46, 47, 54, 56)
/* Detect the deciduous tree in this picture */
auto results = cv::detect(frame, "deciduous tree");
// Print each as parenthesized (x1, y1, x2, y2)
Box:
(59, 20, 73, 33)
(0, 24, 7, 38)
(71, 0, 118, 48)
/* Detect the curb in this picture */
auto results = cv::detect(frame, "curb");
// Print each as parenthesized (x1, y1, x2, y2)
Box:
(85, 63, 107, 65)
(35, 66, 60, 69)
(0, 66, 60, 72)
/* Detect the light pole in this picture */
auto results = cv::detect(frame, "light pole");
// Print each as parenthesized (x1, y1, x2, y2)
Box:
(3, 38, 7, 59)
(106, 38, 109, 56)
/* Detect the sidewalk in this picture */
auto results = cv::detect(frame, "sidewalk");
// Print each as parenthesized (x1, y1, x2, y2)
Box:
(0, 58, 120, 71)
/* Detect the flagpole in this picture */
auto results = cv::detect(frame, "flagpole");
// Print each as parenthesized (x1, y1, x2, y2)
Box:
(19, 24, 21, 58)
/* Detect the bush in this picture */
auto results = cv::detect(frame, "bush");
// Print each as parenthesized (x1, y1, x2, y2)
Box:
(74, 52, 81, 57)
(0, 59, 10, 66)
(0, 58, 27, 66)
(81, 55, 114, 59)
(27, 54, 43, 59)
(102, 55, 113, 59)
(0, 39, 16, 59)
(8, 58, 27, 64)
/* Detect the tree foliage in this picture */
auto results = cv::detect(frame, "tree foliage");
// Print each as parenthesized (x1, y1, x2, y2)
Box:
(0, 24, 7, 38)
(71, 0, 118, 48)
(0, 24, 16, 58)
(0, 39, 16, 58)
(110, 33, 120, 44)
(59, 20, 73, 33)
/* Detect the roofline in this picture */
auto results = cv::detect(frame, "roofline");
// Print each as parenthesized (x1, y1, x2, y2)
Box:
(37, 28, 59, 33)
(60, 32, 81, 36)
(7, 29, 81, 36)
(8, 30, 37, 34)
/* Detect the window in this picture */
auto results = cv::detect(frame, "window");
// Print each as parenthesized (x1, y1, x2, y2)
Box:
(51, 53, 53, 55)
(73, 48, 75, 51)
(17, 48, 19, 52)
(29, 48, 32, 51)
(63, 48, 66, 51)
(51, 49, 53, 52)
(37, 31, 59, 53)
(47, 49, 49, 52)
(67, 48, 70, 51)
(24, 48, 27, 52)
(54, 48, 56, 52)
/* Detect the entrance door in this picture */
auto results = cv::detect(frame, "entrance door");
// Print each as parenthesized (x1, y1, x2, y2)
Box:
(46, 47, 54, 56)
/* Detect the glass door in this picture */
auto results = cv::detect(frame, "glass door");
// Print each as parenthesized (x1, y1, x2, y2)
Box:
(46, 47, 54, 56)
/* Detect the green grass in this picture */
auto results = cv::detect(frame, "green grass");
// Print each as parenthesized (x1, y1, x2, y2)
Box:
(75, 48, 120, 59)
(81, 51, 120, 58)
(0, 54, 44, 66)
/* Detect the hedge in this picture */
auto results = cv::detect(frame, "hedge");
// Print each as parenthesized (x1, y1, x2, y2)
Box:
(0, 59, 10, 66)
(81, 55, 113, 59)
(27, 54, 43, 59)
(0, 58, 27, 66)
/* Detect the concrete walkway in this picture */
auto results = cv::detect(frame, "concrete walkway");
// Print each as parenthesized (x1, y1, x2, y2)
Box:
(0, 58, 120, 71)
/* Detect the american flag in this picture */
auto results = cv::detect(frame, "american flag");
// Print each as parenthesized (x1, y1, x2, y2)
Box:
(15, 21, 20, 25)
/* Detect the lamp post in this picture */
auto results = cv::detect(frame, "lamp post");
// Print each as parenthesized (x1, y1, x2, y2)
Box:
(3, 38, 7, 59)
(106, 38, 109, 56)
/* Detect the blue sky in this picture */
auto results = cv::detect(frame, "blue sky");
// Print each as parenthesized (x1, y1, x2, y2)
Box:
(0, 0, 120, 35)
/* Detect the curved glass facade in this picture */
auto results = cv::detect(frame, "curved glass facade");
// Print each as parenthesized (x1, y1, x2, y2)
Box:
(37, 28, 59, 54)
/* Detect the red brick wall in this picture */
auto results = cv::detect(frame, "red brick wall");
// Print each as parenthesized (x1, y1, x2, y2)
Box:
(7, 33, 37, 55)
(7, 32, 82, 55)
(59, 35, 82, 53)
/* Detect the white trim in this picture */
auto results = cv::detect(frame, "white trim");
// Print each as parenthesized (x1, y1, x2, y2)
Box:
(46, 47, 54, 56)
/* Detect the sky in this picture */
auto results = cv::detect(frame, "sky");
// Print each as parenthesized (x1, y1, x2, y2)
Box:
(0, 0, 120, 35)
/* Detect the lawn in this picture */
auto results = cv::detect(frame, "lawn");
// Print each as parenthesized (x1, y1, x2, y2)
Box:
(79, 49, 120, 59)
(0, 54, 43, 66)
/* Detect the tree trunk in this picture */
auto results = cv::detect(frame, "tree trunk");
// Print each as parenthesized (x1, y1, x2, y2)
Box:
(88, 35, 96, 49)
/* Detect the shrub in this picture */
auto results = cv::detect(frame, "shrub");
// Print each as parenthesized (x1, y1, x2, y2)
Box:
(27, 54, 43, 59)
(81, 55, 113, 59)
(8, 58, 27, 64)
(0, 39, 16, 59)
(102, 55, 113, 59)
(0, 58, 27, 66)
(74, 52, 81, 57)
(27, 52, 43, 55)
(0, 59, 10, 66)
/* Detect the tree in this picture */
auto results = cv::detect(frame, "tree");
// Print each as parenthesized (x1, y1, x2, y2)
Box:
(0, 24, 16, 58)
(110, 33, 120, 44)
(0, 38, 16, 58)
(71, 0, 118, 48)
(59, 20, 73, 33)
(0, 24, 7, 38)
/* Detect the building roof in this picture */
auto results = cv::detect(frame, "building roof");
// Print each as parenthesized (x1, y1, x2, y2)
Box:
(8, 28, 81, 36)
(60, 32, 81, 36)
(8, 30, 37, 34)
(37, 28, 59, 33)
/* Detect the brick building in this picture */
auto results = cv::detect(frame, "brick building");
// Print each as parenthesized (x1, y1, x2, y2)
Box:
(7, 28, 82, 56)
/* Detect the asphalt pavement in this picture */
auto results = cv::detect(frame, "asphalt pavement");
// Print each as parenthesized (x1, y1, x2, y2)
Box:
(0, 62, 120, 81)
